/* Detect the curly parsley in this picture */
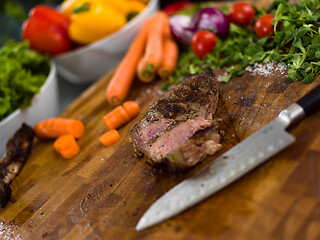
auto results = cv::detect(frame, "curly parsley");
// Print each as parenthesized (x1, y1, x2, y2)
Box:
(162, 0, 320, 90)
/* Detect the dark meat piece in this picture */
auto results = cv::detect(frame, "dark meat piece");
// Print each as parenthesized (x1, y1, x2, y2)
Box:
(130, 72, 221, 168)
(0, 123, 34, 208)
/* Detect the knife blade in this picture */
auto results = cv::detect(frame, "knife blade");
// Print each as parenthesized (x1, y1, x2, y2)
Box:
(136, 84, 320, 231)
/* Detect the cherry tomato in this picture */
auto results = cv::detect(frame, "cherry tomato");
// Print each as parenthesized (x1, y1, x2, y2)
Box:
(254, 13, 275, 38)
(229, 2, 255, 26)
(191, 31, 218, 59)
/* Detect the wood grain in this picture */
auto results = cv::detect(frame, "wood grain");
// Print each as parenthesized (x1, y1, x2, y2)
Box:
(1, 1, 320, 239)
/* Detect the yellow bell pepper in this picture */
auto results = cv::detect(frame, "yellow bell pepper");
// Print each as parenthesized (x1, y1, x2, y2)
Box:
(60, 0, 79, 17)
(61, 0, 147, 44)
(104, 0, 146, 15)
(66, 0, 127, 44)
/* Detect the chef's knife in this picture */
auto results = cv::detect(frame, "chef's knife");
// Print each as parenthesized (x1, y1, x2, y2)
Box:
(136, 84, 320, 231)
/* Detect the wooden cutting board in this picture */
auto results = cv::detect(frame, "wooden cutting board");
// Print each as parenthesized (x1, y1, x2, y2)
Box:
(1, 1, 320, 239)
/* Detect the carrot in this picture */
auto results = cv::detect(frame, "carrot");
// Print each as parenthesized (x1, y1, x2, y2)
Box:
(106, 18, 150, 106)
(99, 129, 120, 146)
(122, 101, 140, 118)
(34, 118, 85, 139)
(103, 105, 131, 130)
(137, 11, 169, 82)
(162, 11, 171, 38)
(54, 134, 80, 159)
(157, 36, 179, 78)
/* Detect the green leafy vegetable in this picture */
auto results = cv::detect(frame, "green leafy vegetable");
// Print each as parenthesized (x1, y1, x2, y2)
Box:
(0, 0, 26, 21)
(163, 0, 320, 90)
(0, 40, 50, 121)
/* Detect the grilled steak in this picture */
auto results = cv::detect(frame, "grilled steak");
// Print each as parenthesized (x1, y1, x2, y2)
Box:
(130, 72, 222, 168)
(0, 123, 34, 208)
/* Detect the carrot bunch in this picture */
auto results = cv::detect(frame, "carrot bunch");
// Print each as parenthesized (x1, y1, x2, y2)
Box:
(137, 11, 178, 82)
(34, 117, 85, 159)
(100, 101, 140, 146)
(106, 11, 178, 106)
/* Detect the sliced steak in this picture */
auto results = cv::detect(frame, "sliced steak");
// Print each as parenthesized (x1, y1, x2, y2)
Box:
(0, 123, 34, 208)
(166, 119, 222, 168)
(130, 72, 221, 168)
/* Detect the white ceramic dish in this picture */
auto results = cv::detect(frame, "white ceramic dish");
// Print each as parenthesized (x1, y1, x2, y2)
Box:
(53, 0, 159, 85)
(0, 61, 59, 156)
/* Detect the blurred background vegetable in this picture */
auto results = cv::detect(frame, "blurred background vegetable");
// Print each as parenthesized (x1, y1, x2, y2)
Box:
(163, 0, 190, 15)
(169, 6, 229, 45)
(191, 30, 217, 59)
(63, 0, 146, 44)
(189, 7, 229, 38)
(163, 0, 320, 90)
(0, 40, 50, 121)
(169, 14, 193, 45)
(228, 1, 255, 26)
(22, 5, 72, 55)
(0, 0, 211, 47)
(1, 0, 147, 49)
(0, 0, 62, 46)
(254, 13, 275, 38)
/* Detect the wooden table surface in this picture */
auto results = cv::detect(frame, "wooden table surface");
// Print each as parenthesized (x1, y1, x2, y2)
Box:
(1, 1, 320, 239)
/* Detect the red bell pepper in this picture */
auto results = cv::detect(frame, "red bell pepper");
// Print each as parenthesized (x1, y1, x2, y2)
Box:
(22, 5, 72, 55)
(163, 0, 191, 16)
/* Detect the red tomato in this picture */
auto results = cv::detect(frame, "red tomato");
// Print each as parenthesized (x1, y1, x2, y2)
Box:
(228, 2, 255, 26)
(191, 31, 218, 59)
(254, 13, 275, 38)
(22, 17, 71, 55)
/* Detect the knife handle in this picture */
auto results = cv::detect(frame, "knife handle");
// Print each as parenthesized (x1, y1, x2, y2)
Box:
(297, 84, 320, 116)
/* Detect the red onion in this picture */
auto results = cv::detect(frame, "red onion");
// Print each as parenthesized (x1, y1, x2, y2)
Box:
(169, 14, 194, 45)
(189, 7, 230, 38)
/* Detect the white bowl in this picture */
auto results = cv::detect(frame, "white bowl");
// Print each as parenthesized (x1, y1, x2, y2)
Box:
(53, 0, 159, 85)
(0, 61, 59, 156)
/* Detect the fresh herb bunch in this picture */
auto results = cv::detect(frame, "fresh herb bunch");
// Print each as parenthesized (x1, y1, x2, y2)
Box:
(0, 40, 50, 121)
(272, 0, 320, 83)
(162, 0, 320, 90)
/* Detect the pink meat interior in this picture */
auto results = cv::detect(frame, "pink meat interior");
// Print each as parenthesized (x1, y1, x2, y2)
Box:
(144, 117, 212, 161)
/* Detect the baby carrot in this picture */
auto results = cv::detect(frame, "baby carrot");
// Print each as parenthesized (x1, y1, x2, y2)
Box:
(137, 11, 168, 82)
(106, 18, 150, 106)
(54, 134, 80, 159)
(157, 36, 179, 78)
(103, 105, 131, 130)
(34, 118, 85, 139)
(122, 101, 140, 118)
(99, 129, 120, 146)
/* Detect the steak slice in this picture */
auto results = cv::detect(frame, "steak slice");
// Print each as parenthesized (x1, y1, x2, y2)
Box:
(130, 72, 221, 168)
(166, 119, 222, 168)
(0, 123, 34, 208)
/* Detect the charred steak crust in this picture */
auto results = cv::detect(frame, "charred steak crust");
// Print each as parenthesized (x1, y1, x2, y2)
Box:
(0, 123, 34, 208)
(149, 72, 218, 121)
(130, 72, 221, 168)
